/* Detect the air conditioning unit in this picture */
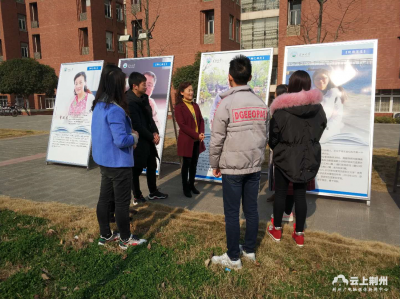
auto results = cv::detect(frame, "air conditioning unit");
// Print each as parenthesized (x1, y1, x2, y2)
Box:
(393, 113, 400, 119)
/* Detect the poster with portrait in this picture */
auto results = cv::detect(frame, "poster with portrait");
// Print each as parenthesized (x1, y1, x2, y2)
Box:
(195, 48, 274, 182)
(46, 61, 103, 167)
(119, 56, 174, 175)
(283, 40, 378, 200)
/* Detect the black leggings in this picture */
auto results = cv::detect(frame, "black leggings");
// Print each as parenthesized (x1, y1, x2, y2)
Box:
(97, 166, 132, 240)
(273, 168, 307, 232)
(181, 141, 200, 186)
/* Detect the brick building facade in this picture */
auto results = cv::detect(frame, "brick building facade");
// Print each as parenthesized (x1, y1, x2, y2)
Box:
(242, 0, 400, 115)
(0, 0, 241, 111)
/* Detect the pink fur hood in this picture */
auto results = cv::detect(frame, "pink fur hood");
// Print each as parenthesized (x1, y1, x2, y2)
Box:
(270, 89, 323, 115)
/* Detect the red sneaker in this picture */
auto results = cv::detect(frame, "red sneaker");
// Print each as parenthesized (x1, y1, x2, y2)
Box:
(267, 222, 282, 242)
(292, 223, 304, 247)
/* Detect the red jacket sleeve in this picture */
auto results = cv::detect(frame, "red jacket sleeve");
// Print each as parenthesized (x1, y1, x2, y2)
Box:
(175, 104, 199, 140)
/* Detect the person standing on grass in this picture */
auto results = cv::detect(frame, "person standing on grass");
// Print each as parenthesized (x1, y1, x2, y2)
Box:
(267, 70, 326, 248)
(91, 67, 146, 250)
(174, 82, 206, 198)
(267, 84, 294, 221)
(126, 72, 168, 205)
(209, 55, 268, 270)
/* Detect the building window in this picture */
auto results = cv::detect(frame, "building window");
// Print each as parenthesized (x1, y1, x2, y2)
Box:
(21, 43, 29, 57)
(375, 90, 400, 113)
(79, 28, 89, 55)
(117, 34, 125, 53)
(18, 14, 27, 31)
(241, 17, 279, 49)
(288, 0, 301, 25)
(33, 35, 41, 59)
(116, 3, 123, 21)
(236, 20, 240, 42)
(205, 10, 214, 35)
(0, 96, 8, 107)
(106, 31, 113, 51)
(79, 0, 87, 21)
(30, 3, 39, 28)
(105, 0, 112, 18)
(45, 97, 55, 109)
(229, 15, 234, 40)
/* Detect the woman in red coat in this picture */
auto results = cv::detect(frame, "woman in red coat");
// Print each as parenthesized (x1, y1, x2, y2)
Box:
(174, 82, 206, 197)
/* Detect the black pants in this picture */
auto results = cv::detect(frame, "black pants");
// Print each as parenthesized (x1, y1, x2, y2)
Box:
(132, 154, 157, 198)
(222, 171, 260, 260)
(274, 168, 307, 232)
(97, 166, 132, 240)
(181, 141, 200, 187)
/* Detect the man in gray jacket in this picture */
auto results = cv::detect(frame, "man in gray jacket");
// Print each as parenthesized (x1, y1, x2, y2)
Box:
(210, 55, 268, 269)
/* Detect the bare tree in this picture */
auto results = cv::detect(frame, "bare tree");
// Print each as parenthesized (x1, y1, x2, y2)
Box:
(299, 0, 368, 44)
(130, 0, 161, 56)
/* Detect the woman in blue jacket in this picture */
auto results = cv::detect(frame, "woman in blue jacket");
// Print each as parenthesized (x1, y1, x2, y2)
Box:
(91, 67, 145, 250)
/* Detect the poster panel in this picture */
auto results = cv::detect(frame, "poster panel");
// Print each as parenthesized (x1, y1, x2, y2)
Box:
(119, 56, 174, 175)
(46, 61, 104, 167)
(283, 40, 378, 200)
(196, 48, 274, 182)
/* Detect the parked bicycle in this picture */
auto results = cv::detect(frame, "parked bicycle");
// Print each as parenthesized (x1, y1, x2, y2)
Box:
(0, 105, 21, 117)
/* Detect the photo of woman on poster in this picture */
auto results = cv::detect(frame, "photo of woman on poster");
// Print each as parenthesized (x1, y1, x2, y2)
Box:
(68, 72, 95, 117)
(312, 69, 347, 141)
(143, 71, 160, 129)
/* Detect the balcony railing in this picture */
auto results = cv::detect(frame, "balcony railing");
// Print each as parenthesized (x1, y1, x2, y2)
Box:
(241, 26, 279, 49)
(286, 25, 300, 36)
(31, 20, 39, 28)
(34, 52, 41, 59)
(204, 34, 215, 44)
(131, 4, 141, 14)
(241, 0, 279, 13)
(80, 12, 87, 21)
(81, 47, 89, 55)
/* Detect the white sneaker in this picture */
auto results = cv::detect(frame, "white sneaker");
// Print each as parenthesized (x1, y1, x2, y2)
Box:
(271, 212, 294, 222)
(211, 253, 242, 270)
(239, 245, 256, 262)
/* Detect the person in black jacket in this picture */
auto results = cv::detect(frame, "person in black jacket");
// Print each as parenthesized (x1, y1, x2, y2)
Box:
(126, 72, 168, 204)
(267, 70, 327, 248)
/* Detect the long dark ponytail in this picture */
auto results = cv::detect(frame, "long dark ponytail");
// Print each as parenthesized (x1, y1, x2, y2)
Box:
(92, 66, 128, 114)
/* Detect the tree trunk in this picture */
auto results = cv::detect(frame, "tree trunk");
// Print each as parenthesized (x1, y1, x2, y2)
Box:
(317, 0, 324, 43)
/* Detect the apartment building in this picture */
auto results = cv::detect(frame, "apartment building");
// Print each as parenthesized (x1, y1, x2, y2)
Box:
(241, 0, 400, 115)
(0, 0, 241, 110)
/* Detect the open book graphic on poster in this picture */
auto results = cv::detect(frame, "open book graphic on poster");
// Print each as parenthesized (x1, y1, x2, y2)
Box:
(53, 126, 90, 135)
(321, 132, 368, 146)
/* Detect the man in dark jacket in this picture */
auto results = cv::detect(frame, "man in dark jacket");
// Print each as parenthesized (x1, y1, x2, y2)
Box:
(126, 72, 168, 204)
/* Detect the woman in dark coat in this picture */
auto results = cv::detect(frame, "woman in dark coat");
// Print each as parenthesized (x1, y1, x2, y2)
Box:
(267, 71, 327, 247)
(174, 82, 206, 198)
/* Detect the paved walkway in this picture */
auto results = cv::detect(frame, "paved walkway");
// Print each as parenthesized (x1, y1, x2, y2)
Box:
(0, 116, 399, 246)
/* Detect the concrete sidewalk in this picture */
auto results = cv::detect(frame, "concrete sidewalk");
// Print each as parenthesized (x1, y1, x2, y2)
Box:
(0, 116, 399, 246)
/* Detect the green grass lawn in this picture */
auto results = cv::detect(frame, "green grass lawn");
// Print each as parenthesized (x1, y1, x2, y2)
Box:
(1, 198, 399, 298)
